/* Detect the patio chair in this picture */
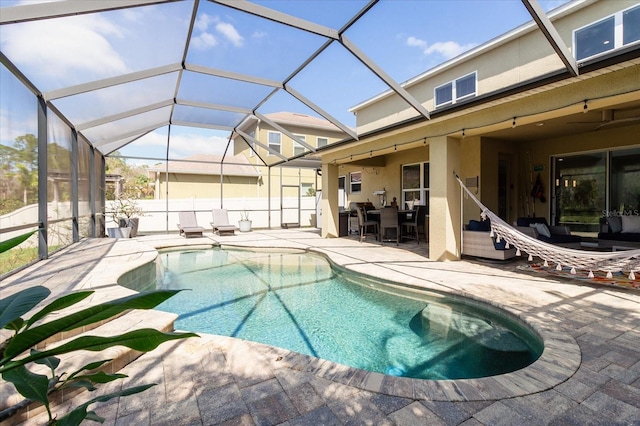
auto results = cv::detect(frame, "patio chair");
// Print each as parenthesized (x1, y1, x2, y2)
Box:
(177, 211, 205, 238)
(356, 207, 378, 242)
(211, 208, 238, 236)
(379, 206, 399, 245)
(402, 205, 427, 244)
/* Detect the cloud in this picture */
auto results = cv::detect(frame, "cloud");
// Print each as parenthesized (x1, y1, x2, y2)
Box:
(127, 129, 230, 157)
(407, 36, 427, 49)
(406, 36, 477, 60)
(191, 14, 243, 49)
(1, 14, 128, 79)
(195, 13, 214, 32)
(252, 31, 267, 39)
(216, 22, 244, 47)
(191, 32, 218, 50)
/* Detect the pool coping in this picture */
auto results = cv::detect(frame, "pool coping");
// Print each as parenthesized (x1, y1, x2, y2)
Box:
(151, 241, 581, 402)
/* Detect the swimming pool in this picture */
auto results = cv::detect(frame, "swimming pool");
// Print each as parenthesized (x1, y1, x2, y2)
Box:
(150, 247, 543, 380)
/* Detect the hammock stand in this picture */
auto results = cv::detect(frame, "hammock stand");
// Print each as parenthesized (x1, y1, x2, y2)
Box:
(455, 172, 640, 280)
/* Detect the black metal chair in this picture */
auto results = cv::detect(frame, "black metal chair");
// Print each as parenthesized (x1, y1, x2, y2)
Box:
(357, 207, 378, 242)
(379, 206, 399, 245)
(402, 205, 427, 244)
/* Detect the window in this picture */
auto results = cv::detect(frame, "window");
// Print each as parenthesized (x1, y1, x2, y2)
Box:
(338, 175, 347, 208)
(434, 72, 476, 108)
(350, 171, 361, 194)
(317, 137, 328, 148)
(575, 5, 640, 61)
(402, 162, 429, 212)
(248, 130, 256, 157)
(301, 182, 314, 196)
(268, 131, 281, 155)
(435, 83, 453, 107)
(624, 5, 640, 46)
(293, 134, 306, 156)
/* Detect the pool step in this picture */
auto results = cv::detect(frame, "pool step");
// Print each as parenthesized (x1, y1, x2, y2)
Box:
(0, 309, 178, 425)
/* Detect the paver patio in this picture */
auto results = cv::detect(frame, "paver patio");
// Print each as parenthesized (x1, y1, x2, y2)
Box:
(2, 229, 639, 425)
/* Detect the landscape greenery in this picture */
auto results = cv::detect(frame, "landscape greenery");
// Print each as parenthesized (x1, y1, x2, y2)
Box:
(0, 231, 198, 425)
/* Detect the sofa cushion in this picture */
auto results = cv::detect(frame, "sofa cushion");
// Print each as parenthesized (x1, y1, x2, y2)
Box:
(606, 216, 622, 233)
(493, 238, 508, 250)
(516, 217, 549, 227)
(530, 222, 551, 238)
(468, 219, 491, 232)
(621, 215, 640, 233)
(598, 231, 640, 242)
(539, 234, 582, 244)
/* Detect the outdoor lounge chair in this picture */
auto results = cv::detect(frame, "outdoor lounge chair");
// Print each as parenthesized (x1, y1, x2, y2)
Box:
(211, 209, 238, 236)
(177, 211, 205, 238)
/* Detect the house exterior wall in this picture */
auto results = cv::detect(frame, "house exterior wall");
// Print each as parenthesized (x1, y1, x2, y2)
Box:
(321, 1, 640, 259)
(154, 173, 258, 200)
(353, 1, 639, 134)
(232, 118, 344, 201)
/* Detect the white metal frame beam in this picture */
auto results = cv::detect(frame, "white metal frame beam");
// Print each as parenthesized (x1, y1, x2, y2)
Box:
(85, 120, 169, 148)
(255, 112, 316, 153)
(340, 35, 431, 120)
(284, 85, 358, 140)
(236, 128, 288, 161)
(210, 0, 339, 40)
(521, 0, 579, 76)
(44, 63, 182, 101)
(75, 99, 175, 131)
(185, 63, 283, 88)
(0, 0, 178, 25)
(177, 99, 253, 115)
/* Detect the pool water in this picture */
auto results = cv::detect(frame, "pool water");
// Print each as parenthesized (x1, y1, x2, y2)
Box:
(152, 248, 543, 380)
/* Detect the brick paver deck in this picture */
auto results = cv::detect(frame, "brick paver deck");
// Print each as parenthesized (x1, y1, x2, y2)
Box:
(2, 229, 639, 425)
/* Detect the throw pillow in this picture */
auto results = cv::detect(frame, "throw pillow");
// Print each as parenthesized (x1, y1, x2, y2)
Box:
(530, 222, 551, 238)
(621, 215, 640, 233)
(606, 216, 622, 233)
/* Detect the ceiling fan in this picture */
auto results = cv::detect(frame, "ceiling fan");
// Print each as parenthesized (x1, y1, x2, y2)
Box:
(569, 109, 640, 130)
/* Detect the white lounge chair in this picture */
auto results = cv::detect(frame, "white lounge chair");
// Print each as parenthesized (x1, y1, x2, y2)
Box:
(211, 209, 238, 236)
(177, 211, 205, 238)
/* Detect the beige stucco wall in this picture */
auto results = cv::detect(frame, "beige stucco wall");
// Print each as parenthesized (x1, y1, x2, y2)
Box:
(155, 174, 258, 200)
(353, 1, 638, 134)
(334, 146, 430, 209)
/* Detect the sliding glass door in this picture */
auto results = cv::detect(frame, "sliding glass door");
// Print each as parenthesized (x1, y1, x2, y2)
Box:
(553, 147, 640, 236)
(553, 152, 605, 235)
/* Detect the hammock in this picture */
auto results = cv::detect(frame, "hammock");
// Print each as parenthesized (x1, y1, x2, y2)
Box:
(455, 172, 640, 279)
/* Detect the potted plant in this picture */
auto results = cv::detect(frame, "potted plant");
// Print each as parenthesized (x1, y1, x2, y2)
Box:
(107, 190, 144, 238)
(238, 210, 252, 232)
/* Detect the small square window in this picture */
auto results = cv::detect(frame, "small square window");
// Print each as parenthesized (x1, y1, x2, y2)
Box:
(623, 5, 640, 46)
(350, 171, 362, 194)
(456, 74, 476, 99)
(435, 83, 453, 107)
(268, 132, 281, 155)
(293, 135, 306, 156)
(317, 137, 328, 148)
(575, 16, 614, 60)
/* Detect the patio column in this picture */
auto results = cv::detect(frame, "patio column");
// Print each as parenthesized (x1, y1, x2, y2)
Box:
(321, 162, 339, 238)
(429, 136, 461, 261)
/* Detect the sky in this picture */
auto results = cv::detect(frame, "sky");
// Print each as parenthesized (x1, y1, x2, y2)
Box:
(0, 0, 570, 163)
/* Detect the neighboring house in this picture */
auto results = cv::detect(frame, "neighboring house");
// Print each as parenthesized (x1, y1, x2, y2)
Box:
(317, 0, 640, 260)
(147, 154, 260, 200)
(232, 111, 346, 201)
